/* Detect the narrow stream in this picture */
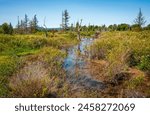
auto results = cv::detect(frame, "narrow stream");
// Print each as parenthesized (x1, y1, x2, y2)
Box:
(63, 38, 106, 90)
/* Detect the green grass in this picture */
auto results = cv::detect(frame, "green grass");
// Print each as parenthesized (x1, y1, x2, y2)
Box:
(0, 32, 78, 56)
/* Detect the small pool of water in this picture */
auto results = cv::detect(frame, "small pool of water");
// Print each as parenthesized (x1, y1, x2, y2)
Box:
(63, 38, 106, 90)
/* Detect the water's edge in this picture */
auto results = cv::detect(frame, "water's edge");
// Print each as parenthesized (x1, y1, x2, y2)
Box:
(63, 38, 106, 90)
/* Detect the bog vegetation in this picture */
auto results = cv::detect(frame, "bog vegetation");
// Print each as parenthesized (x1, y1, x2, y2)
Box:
(0, 32, 78, 97)
(0, 9, 150, 97)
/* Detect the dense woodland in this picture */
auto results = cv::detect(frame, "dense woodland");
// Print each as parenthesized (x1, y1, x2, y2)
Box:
(0, 9, 150, 98)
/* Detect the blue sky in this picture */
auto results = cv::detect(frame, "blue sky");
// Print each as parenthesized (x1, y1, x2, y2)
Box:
(0, 0, 150, 28)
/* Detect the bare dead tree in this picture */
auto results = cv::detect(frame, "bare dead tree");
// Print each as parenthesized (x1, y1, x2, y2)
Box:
(43, 17, 48, 37)
(76, 19, 82, 41)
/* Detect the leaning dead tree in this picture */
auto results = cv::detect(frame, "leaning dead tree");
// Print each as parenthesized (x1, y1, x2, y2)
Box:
(76, 19, 82, 41)
(43, 17, 48, 37)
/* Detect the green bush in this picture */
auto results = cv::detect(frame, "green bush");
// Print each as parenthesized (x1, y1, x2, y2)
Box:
(138, 55, 150, 71)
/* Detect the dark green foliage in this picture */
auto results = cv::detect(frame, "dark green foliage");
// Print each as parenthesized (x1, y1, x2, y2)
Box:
(138, 55, 150, 71)
(9, 23, 13, 35)
(76, 25, 102, 32)
(0, 26, 3, 33)
(108, 24, 117, 31)
(0, 23, 14, 34)
(117, 24, 130, 31)
(1, 23, 10, 34)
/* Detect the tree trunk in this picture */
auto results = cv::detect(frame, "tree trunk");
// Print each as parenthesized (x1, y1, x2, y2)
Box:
(77, 31, 81, 41)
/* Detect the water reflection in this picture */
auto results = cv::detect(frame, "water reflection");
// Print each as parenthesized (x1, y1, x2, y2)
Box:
(63, 38, 106, 90)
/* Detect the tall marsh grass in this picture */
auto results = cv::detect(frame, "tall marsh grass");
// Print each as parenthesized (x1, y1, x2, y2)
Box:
(90, 31, 150, 78)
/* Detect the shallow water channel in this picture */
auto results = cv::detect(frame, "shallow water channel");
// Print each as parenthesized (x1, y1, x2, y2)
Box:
(63, 38, 106, 90)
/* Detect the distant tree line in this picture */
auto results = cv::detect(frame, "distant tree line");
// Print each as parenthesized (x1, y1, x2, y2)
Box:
(68, 23, 150, 32)
(68, 8, 149, 32)
(0, 8, 150, 35)
(0, 23, 13, 34)
(0, 14, 38, 35)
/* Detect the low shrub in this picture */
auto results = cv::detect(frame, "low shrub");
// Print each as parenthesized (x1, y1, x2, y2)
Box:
(0, 56, 20, 77)
(9, 72, 51, 98)
(138, 55, 150, 72)
(106, 47, 129, 78)
(127, 75, 145, 89)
